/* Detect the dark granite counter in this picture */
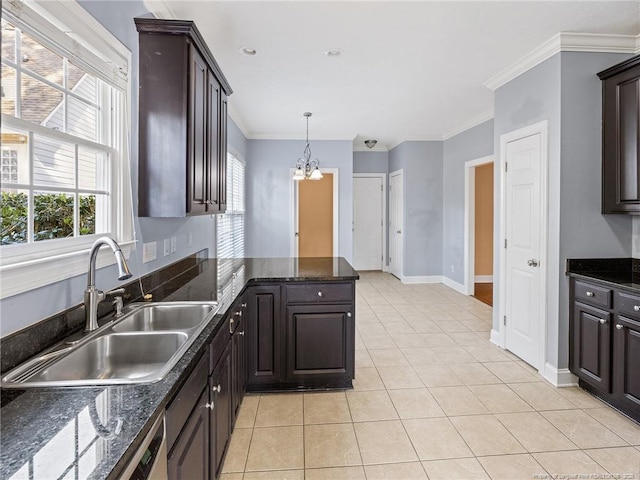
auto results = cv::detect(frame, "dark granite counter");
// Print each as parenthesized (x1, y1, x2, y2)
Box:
(566, 257, 640, 294)
(0, 255, 358, 480)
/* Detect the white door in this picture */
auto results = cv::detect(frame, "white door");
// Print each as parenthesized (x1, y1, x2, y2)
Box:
(353, 176, 383, 270)
(504, 133, 542, 367)
(389, 171, 403, 279)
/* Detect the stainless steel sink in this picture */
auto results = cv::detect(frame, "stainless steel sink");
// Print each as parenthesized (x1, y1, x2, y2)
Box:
(1, 301, 220, 388)
(112, 303, 215, 333)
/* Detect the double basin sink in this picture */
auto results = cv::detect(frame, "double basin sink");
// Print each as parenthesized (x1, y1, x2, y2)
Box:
(1, 302, 220, 388)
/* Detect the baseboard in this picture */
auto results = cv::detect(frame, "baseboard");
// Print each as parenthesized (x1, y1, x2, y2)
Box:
(401, 275, 442, 284)
(441, 276, 466, 294)
(543, 363, 578, 387)
(474, 275, 493, 283)
(382, 265, 389, 273)
(490, 329, 501, 347)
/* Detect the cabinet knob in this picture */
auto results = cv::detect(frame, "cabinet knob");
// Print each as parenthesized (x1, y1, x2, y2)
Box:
(241, 303, 247, 308)
(599, 318, 607, 325)
(317, 291, 323, 297)
(616, 324, 624, 330)
(234, 310, 243, 317)
(634, 305, 640, 312)
(212, 384, 221, 393)
(205, 402, 214, 410)
(586, 291, 594, 297)
(239, 330, 245, 336)
(347, 312, 352, 318)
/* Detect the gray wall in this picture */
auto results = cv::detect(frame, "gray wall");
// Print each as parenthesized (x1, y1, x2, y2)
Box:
(353, 151, 389, 174)
(389, 141, 443, 277)
(245, 139, 353, 261)
(0, 2, 249, 337)
(494, 51, 633, 372)
(442, 120, 494, 285)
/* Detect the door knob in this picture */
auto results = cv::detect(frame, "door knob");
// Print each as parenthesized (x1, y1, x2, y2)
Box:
(396, 230, 402, 234)
(527, 259, 539, 267)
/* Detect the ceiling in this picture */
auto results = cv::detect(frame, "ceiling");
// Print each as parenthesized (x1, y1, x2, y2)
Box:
(145, 1, 640, 151)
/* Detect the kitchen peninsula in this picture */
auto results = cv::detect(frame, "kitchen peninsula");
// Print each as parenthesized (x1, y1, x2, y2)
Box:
(0, 253, 359, 480)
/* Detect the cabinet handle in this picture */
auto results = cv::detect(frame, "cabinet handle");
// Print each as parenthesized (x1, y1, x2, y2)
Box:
(634, 306, 640, 312)
(586, 291, 594, 297)
(616, 324, 624, 330)
(213, 384, 221, 393)
(599, 318, 607, 325)
(347, 312, 352, 318)
(317, 291, 323, 297)
(205, 402, 214, 410)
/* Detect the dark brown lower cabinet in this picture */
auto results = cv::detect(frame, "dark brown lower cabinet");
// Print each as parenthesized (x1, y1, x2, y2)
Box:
(612, 316, 640, 416)
(211, 342, 232, 478)
(231, 315, 246, 424)
(285, 304, 354, 382)
(246, 286, 282, 387)
(571, 302, 611, 392)
(168, 388, 210, 480)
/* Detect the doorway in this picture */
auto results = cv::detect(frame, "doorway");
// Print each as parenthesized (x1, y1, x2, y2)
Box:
(353, 174, 386, 271)
(389, 170, 403, 279)
(292, 169, 339, 257)
(498, 121, 548, 371)
(464, 156, 494, 305)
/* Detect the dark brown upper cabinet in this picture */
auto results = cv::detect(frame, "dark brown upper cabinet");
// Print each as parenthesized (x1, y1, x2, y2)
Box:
(135, 18, 232, 217)
(598, 54, 640, 214)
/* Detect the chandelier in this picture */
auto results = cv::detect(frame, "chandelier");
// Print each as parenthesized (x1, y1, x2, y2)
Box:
(293, 112, 323, 181)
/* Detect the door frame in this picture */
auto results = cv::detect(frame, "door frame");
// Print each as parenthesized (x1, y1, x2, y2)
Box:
(389, 169, 404, 279)
(464, 155, 494, 296)
(353, 173, 387, 271)
(497, 120, 549, 374)
(290, 168, 339, 257)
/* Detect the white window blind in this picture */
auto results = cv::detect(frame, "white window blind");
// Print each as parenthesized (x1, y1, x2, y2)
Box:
(216, 152, 245, 259)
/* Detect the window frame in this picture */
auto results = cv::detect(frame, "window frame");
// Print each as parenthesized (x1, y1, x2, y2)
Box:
(0, 0, 134, 299)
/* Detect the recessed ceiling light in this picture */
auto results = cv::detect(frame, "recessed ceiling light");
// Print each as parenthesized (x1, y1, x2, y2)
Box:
(240, 47, 257, 56)
(324, 49, 342, 57)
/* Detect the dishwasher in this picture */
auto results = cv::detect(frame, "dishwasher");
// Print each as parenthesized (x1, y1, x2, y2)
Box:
(120, 414, 168, 480)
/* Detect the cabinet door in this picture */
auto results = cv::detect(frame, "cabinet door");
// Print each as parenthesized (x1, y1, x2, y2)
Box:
(571, 302, 612, 392)
(247, 286, 282, 386)
(188, 47, 208, 215)
(207, 71, 221, 213)
(285, 304, 354, 381)
(217, 92, 228, 213)
(232, 312, 246, 423)
(613, 316, 640, 413)
(168, 388, 210, 480)
(601, 58, 640, 214)
(210, 343, 232, 478)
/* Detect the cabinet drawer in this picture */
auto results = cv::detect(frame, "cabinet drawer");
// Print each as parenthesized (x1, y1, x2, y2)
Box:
(166, 352, 208, 452)
(286, 282, 353, 304)
(210, 317, 231, 373)
(575, 281, 612, 309)
(616, 291, 640, 319)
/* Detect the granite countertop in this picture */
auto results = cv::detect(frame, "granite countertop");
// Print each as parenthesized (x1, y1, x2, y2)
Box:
(566, 257, 640, 293)
(0, 256, 358, 480)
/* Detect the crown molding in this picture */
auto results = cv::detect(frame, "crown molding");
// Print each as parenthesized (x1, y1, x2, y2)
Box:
(248, 133, 356, 141)
(442, 108, 495, 140)
(484, 32, 639, 91)
(387, 135, 443, 151)
(353, 145, 389, 153)
(142, 0, 177, 19)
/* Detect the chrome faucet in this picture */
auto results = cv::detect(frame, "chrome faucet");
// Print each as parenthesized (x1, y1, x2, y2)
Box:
(84, 237, 133, 332)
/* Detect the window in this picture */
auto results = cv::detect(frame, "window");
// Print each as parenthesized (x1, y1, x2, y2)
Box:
(216, 152, 245, 259)
(0, 1, 132, 298)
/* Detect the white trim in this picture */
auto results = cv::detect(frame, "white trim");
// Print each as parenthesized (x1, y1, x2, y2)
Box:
(498, 120, 549, 378)
(464, 155, 494, 296)
(388, 169, 403, 279)
(249, 133, 357, 141)
(543, 363, 578, 388)
(353, 144, 389, 153)
(442, 276, 466, 294)
(227, 104, 251, 141)
(291, 168, 340, 257)
(490, 329, 501, 347)
(353, 173, 387, 271)
(442, 109, 495, 141)
(475, 275, 493, 283)
(387, 136, 442, 151)
(484, 33, 639, 91)
(402, 275, 443, 285)
(142, 0, 177, 19)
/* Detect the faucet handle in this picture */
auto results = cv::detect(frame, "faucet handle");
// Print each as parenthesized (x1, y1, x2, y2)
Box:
(105, 288, 125, 297)
(112, 296, 124, 317)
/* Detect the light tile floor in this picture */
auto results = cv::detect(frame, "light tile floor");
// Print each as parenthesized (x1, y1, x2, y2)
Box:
(221, 272, 640, 480)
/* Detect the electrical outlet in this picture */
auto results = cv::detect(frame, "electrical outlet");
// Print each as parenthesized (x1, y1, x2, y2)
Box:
(164, 238, 171, 257)
(142, 242, 157, 263)
(187, 232, 193, 247)
(170, 236, 177, 253)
